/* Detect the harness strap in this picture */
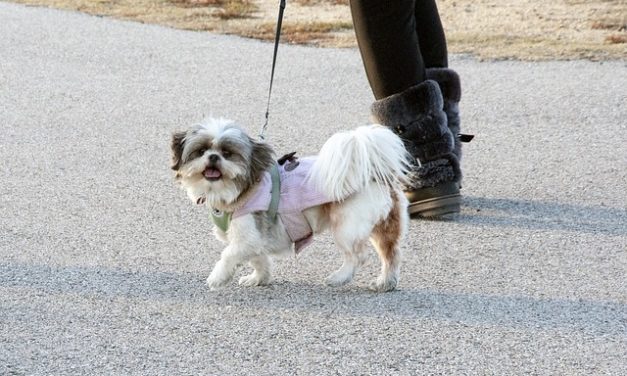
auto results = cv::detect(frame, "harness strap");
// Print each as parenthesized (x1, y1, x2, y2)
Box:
(267, 163, 281, 220)
(211, 209, 232, 233)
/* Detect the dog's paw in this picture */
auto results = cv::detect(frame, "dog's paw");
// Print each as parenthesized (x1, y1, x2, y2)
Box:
(206, 275, 228, 290)
(238, 272, 270, 287)
(369, 275, 398, 292)
(325, 263, 357, 287)
(206, 269, 232, 290)
(324, 271, 353, 287)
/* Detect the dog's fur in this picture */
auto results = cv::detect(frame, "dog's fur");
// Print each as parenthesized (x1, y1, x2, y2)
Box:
(171, 117, 410, 292)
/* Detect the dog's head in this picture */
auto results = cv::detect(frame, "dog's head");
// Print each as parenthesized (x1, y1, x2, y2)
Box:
(171, 118, 275, 208)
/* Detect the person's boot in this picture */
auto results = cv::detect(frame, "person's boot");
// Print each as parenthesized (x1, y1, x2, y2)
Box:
(371, 80, 461, 218)
(426, 68, 464, 170)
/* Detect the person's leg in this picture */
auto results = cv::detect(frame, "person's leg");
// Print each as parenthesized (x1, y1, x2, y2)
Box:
(350, 0, 424, 99)
(415, 0, 448, 68)
(350, 0, 461, 218)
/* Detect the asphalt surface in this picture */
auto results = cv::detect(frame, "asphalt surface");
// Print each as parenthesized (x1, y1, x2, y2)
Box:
(1, 2, 626, 375)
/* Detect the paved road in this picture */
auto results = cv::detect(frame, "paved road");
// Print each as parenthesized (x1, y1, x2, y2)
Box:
(1, 2, 626, 375)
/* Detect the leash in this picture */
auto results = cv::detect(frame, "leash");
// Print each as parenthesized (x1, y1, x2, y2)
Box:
(259, 0, 287, 140)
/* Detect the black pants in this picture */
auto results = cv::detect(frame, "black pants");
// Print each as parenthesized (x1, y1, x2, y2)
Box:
(350, 0, 448, 99)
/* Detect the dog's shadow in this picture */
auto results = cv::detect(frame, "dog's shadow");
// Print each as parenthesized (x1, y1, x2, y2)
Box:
(2, 261, 624, 337)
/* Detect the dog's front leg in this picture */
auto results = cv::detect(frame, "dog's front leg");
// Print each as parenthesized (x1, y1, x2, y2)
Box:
(239, 255, 272, 287)
(207, 245, 247, 289)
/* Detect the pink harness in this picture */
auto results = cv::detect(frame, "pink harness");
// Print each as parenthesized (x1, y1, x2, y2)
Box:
(231, 157, 332, 253)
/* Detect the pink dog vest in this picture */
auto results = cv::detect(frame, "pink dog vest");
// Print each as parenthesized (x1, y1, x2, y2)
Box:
(227, 157, 331, 253)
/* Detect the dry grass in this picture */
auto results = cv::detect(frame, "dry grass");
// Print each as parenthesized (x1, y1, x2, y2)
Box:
(170, 0, 257, 19)
(295, 0, 348, 5)
(8, 0, 627, 60)
(170, 0, 223, 7)
(606, 34, 627, 44)
(216, 1, 257, 19)
(242, 20, 353, 43)
(591, 20, 627, 31)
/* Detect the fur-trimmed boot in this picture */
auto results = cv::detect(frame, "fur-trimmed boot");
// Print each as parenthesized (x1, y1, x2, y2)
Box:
(426, 68, 463, 166)
(371, 80, 461, 218)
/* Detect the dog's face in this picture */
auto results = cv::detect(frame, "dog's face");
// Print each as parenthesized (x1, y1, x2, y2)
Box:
(171, 118, 275, 208)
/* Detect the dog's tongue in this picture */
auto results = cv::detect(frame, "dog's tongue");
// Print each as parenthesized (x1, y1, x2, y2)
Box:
(203, 168, 222, 179)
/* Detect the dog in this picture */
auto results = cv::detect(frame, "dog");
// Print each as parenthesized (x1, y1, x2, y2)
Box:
(170, 117, 410, 292)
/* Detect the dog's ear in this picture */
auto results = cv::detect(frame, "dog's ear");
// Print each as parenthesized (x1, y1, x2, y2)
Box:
(249, 137, 275, 182)
(170, 131, 187, 171)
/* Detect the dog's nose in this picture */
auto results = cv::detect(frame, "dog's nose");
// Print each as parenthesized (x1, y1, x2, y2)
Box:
(209, 154, 219, 163)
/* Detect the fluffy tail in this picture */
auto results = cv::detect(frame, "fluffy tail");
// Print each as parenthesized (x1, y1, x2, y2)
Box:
(309, 125, 410, 201)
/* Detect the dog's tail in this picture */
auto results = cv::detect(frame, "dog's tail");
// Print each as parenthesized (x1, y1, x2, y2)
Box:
(308, 125, 410, 202)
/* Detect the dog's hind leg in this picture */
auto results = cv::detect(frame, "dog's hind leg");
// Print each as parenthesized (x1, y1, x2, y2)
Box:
(325, 197, 377, 287)
(369, 190, 408, 292)
(239, 254, 272, 287)
(325, 238, 369, 287)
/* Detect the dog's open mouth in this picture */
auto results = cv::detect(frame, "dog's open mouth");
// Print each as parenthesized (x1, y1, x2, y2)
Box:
(203, 167, 222, 181)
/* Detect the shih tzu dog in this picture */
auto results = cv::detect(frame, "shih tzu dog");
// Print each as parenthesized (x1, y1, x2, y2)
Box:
(171, 117, 410, 292)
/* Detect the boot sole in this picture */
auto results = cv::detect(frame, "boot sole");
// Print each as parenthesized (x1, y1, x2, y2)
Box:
(408, 193, 461, 218)
(405, 180, 462, 219)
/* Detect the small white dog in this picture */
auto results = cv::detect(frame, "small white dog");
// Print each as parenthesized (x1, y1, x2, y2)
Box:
(171, 118, 409, 292)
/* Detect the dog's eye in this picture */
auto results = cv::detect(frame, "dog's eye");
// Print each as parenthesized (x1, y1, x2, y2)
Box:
(222, 150, 232, 158)
(189, 147, 207, 160)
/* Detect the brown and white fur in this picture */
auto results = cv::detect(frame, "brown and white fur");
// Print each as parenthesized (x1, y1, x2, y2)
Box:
(171, 117, 410, 292)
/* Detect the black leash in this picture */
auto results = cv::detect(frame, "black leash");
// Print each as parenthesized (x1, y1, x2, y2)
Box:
(259, 0, 287, 140)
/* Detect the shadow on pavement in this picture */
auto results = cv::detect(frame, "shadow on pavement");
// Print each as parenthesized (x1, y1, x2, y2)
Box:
(460, 196, 626, 236)
(2, 262, 624, 336)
